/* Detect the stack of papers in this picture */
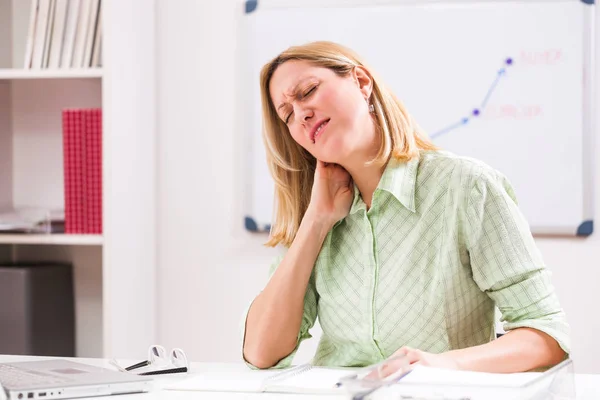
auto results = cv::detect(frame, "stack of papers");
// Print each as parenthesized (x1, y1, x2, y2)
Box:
(372, 366, 543, 400)
(0, 208, 62, 234)
(375, 360, 575, 400)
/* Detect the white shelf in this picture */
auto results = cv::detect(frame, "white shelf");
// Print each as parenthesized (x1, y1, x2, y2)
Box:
(0, 69, 103, 80)
(0, 234, 103, 245)
(0, 0, 157, 359)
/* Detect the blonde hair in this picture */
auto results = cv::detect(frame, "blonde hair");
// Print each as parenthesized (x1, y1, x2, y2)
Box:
(261, 41, 437, 247)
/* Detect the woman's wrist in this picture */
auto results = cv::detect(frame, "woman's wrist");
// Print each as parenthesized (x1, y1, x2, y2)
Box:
(444, 349, 466, 371)
(301, 209, 335, 238)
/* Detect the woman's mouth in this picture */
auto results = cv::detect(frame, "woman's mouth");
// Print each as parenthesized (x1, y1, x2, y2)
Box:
(313, 120, 330, 143)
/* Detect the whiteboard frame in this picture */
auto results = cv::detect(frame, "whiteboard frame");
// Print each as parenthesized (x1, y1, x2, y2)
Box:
(578, 2, 596, 237)
(240, 0, 596, 237)
(247, 0, 592, 9)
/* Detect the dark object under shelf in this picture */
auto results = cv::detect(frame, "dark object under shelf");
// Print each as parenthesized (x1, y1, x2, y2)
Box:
(0, 263, 75, 357)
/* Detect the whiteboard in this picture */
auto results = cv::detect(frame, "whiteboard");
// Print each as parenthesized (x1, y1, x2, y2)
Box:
(239, 0, 595, 236)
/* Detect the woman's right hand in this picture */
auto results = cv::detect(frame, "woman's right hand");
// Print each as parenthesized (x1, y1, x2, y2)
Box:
(305, 160, 354, 228)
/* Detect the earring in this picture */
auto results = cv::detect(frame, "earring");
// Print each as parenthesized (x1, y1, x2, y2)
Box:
(369, 103, 375, 113)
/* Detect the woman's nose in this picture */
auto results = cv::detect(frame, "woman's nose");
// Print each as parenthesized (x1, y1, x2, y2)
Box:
(298, 107, 313, 122)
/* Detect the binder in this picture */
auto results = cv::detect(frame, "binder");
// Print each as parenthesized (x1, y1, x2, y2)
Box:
(62, 109, 85, 233)
(84, 109, 102, 234)
(62, 109, 103, 234)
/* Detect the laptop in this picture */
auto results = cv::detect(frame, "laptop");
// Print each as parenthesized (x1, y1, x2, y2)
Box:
(0, 359, 153, 400)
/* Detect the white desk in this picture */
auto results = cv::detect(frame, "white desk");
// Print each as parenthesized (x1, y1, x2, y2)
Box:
(1, 355, 599, 399)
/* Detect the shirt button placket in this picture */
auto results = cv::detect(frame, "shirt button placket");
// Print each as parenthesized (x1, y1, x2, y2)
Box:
(366, 197, 385, 359)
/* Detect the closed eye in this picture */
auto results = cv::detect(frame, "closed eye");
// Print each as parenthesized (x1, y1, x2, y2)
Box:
(302, 86, 316, 97)
(285, 111, 293, 124)
(284, 84, 318, 124)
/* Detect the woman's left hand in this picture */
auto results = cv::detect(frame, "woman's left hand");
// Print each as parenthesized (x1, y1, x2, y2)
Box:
(367, 346, 460, 379)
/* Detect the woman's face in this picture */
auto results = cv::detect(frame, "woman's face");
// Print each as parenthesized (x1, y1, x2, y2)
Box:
(269, 60, 376, 165)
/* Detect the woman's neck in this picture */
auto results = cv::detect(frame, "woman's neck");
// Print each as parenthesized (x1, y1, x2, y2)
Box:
(339, 119, 387, 210)
(342, 149, 387, 210)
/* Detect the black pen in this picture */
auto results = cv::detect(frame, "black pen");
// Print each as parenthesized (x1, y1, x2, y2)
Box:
(334, 373, 357, 388)
(139, 366, 188, 375)
(125, 360, 150, 371)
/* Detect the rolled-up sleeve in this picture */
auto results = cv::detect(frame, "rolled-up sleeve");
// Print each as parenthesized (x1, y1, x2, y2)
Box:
(240, 254, 319, 369)
(464, 168, 570, 356)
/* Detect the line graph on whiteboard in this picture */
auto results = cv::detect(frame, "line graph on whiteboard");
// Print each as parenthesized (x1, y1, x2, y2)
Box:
(430, 57, 514, 139)
(429, 49, 564, 138)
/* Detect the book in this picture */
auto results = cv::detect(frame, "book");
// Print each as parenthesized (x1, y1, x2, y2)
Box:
(30, 0, 51, 69)
(23, 0, 39, 68)
(71, 0, 92, 67)
(82, 0, 100, 68)
(48, 0, 69, 69)
(60, 0, 80, 68)
(165, 364, 352, 395)
(90, 1, 102, 68)
(41, 0, 56, 68)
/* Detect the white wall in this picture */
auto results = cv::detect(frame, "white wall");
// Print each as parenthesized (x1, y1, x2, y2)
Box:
(155, 0, 282, 363)
(0, 82, 12, 210)
(156, 0, 600, 373)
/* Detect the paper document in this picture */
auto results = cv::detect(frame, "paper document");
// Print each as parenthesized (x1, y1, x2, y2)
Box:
(402, 365, 541, 386)
(167, 359, 575, 399)
(373, 360, 575, 400)
(166, 364, 353, 395)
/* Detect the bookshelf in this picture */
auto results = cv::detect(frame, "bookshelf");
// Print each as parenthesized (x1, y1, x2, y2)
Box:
(0, 0, 157, 360)
(0, 234, 103, 245)
(0, 68, 103, 80)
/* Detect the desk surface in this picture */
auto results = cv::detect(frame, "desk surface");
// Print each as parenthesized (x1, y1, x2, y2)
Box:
(1, 355, 599, 399)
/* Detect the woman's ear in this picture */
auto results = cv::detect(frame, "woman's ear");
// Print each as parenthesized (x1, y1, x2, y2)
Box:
(352, 65, 374, 101)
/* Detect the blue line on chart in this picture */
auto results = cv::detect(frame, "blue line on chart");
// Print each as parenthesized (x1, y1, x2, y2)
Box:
(430, 57, 513, 140)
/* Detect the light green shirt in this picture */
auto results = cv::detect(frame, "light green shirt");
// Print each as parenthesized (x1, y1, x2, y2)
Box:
(243, 150, 570, 368)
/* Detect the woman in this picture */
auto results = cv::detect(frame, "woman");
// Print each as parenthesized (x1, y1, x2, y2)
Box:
(242, 41, 569, 373)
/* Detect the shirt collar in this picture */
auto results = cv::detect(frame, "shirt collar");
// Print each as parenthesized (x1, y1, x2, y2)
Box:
(348, 155, 419, 215)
